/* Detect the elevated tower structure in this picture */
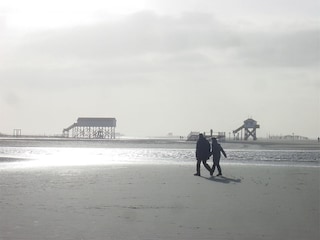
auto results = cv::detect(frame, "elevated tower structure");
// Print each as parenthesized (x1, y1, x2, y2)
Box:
(233, 118, 260, 140)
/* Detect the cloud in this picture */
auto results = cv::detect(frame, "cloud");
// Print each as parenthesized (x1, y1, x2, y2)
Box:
(4, 11, 318, 63)
(1, 11, 318, 98)
(1, 11, 319, 93)
(3, 92, 20, 106)
(238, 29, 320, 67)
(17, 11, 238, 58)
(0, 11, 238, 89)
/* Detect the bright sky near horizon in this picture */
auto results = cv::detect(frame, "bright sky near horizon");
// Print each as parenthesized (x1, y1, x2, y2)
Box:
(1, 0, 319, 138)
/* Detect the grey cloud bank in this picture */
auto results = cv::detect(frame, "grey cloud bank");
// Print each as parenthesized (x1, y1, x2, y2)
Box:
(0, 6, 319, 138)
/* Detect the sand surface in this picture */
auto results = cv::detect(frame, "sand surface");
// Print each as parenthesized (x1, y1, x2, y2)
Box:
(0, 164, 319, 240)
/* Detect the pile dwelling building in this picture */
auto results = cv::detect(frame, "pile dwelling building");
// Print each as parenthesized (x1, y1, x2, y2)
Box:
(63, 117, 116, 139)
(233, 118, 260, 140)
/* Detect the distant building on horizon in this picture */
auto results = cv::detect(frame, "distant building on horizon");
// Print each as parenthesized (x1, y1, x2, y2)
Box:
(269, 134, 309, 141)
(187, 131, 226, 141)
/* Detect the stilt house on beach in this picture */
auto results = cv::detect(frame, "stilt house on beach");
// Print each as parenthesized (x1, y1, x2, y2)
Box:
(63, 117, 116, 139)
(233, 118, 260, 140)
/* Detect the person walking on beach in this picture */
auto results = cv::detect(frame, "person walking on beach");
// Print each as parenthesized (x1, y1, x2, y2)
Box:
(210, 138, 227, 176)
(194, 133, 212, 176)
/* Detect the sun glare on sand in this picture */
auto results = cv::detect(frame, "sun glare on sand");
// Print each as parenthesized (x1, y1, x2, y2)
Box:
(21, 148, 124, 168)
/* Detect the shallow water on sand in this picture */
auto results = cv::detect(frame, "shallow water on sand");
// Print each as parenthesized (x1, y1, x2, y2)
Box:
(0, 139, 319, 169)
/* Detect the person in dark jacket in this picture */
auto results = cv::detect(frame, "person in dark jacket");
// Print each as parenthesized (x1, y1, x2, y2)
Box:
(194, 133, 212, 176)
(210, 138, 227, 176)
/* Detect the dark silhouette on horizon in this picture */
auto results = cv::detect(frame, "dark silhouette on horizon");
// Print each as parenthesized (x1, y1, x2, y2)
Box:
(194, 133, 211, 176)
(210, 137, 227, 176)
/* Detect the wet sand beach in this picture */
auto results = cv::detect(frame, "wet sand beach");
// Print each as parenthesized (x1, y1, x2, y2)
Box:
(0, 164, 319, 240)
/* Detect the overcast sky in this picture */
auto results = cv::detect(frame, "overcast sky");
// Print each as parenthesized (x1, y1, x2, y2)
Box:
(1, 0, 319, 138)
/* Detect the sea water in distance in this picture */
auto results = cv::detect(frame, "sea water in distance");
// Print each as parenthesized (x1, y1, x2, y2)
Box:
(0, 138, 319, 169)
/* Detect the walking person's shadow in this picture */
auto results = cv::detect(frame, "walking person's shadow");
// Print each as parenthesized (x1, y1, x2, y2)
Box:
(201, 175, 241, 184)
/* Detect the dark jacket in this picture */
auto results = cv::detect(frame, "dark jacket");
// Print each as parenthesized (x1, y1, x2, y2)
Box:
(196, 137, 211, 160)
(211, 142, 227, 159)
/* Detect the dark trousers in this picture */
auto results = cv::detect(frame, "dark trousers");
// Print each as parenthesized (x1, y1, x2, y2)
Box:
(212, 157, 222, 175)
(196, 159, 211, 175)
